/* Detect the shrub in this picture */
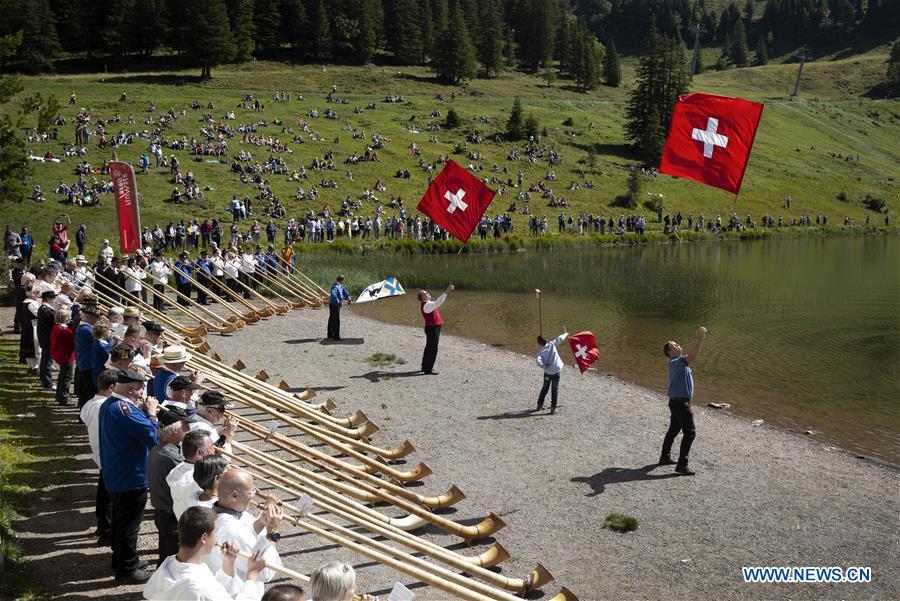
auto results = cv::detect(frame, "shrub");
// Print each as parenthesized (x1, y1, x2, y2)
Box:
(562, 116, 574, 126)
(863, 195, 886, 213)
(603, 513, 639, 533)
(836, 191, 849, 203)
(445, 108, 461, 129)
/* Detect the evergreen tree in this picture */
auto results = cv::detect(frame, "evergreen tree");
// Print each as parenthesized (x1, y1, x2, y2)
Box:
(754, 36, 768, 66)
(571, 29, 604, 91)
(524, 113, 541, 139)
(278, 0, 306, 54)
(730, 20, 750, 66)
(432, 0, 449, 33)
(743, 0, 755, 22)
(181, 0, 234, 79)
(506, 97, 525, 140)
(419, 0, 435, 63)
(356, 0, 379, 64)
(432, 0, 478, 83)
(130, 0, 165, 55)
(603, 38, 621, 87)
(387, 0, 423, 64)
(445, 107, 461, 128)
(15, 0, 61, 71)
(886, 37, 900, 91)
(504, 27, 517, 68)
(226, 0, 255, 62)
(477, 0, 505, 77)
(254, 0, 281, 54)
(625, 27, 690, 162)
(310, 0, 332, 61)
(619, 167, 644, 209)
(521, 0, 556, 72)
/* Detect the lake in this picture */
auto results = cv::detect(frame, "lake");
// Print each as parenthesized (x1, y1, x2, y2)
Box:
(304, 235, 900, 468)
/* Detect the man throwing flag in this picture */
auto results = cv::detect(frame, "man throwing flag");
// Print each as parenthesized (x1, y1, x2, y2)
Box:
(418, 284, 454, 375)
(535, 328, 568, 415)
(660, 326, 708, 475)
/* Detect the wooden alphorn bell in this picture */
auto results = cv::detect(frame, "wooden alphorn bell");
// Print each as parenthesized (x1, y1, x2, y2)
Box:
(170, 264, 260, 324)
(139, 267, 246, 332)
(230, 441, 501, 540)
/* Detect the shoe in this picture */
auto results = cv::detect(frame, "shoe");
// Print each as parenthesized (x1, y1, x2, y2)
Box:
(674, 464, 695, 475)
(136, 559, 150, 570)
(333, 337, 342, 341)
(534, 405, 543, 412)
(658, 456, 677, 466)
(549, 407, 556, 415)
(424, 371, 439, 375)
(115, 568, 152, 584)
(96, 534, 111, 546)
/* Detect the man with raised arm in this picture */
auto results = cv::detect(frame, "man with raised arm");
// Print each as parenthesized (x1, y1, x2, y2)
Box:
(418, 284, 454, 375)
(659, 326, 708, 475)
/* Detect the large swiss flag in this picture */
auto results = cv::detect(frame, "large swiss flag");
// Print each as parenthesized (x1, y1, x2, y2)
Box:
(659, 93, 764, 195)
(568, 331, 600, 374)
(416, 159, 496, 243)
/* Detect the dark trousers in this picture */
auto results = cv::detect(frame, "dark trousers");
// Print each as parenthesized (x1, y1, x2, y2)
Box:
(176, 282, 191, 306)
(537, 372, 560, 410)
(421, 325, 441, 373)
(56, 362, 75, 405)
(661, 398, 696, 465)
(75, 367, 96, 409)
(96, 470, 111, 538)
(154, 510, 179, 567)
(196, 279, 209, 304)
(108, 487, 147, 577)
(153, 284, 166, 311)
(327, 305, 341, 339)
(38, 341, 53, 387)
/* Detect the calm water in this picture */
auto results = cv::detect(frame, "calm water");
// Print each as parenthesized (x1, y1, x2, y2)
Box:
(312, 236, 900, 467)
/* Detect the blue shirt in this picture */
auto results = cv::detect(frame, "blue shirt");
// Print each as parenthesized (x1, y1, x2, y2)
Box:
(153, 368, 177, 403)
(536, 333, 568, 375)
(174, 261, 191, 285)
(329, 282, 349, 307)
(98, 394, 159, 493)
(75, 322, 94, 370)
(667, 356, 694, 399)
(92, 338, 112, 385)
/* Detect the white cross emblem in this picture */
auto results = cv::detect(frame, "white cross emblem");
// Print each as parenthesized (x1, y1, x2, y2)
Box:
(692, 117, 729, 158)
(444, 188, 468, 213)
(574, 344, 589, 360)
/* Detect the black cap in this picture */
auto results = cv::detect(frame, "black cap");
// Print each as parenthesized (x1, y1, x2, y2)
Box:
(142, 320, 165, 333)
(169, 375, 201, 391)
(199, 390, 231, 409)
(157, 405, 198, 427)
(41, 290, 58, 300)
(116, 368, 149, 383)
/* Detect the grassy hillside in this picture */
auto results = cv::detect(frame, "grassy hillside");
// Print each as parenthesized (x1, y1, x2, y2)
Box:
(1, 46, 897, 260)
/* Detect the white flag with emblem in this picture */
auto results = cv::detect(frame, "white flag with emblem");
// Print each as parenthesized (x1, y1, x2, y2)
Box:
(355, 277, 406, 304)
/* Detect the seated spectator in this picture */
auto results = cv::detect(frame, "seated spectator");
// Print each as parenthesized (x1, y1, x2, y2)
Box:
(143, 506, 266, 600)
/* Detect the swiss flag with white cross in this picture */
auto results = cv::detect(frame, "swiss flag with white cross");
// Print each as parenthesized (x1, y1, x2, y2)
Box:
(416, 159, 497, 243)
(659, 93, 764, 195)
(568, 331, 600, 374)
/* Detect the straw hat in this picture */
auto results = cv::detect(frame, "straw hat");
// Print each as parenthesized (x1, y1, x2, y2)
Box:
(124, 307, 142, 319)
(160, 345, 191, 364)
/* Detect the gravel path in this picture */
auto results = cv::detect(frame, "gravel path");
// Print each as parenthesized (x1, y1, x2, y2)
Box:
(7, 303, 898, 601)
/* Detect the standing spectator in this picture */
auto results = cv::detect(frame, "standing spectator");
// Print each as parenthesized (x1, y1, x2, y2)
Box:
(659, 327, 708, 475)
(418, 284, 454, 375)
(326, 275, 350, 340)
(75, 224, 87, 255)
(37, 290, 58, 389)
(98, 368, 158, 583)
(51, 306, 76, 405)
(535, 329, 568, 415)
(20, 226, 34, 264)
(4, 224, 22, 258)
(80, 369, 119, 545)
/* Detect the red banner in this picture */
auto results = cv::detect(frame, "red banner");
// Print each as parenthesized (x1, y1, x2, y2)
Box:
(416, 160, 496, 243)
(108, 161, 141, 254)
(659, 93, 764, 195)
(568, 331, 600, 374)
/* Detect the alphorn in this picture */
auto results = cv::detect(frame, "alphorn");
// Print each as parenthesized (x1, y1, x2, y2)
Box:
(227, 267, 288, 315)
(170, 265, 261, 324)
(250, 261, 321, 302)
(141, 268, 247, 330)
(276, 254, 330, 298)
(88, 274, 210, 337)
(181, 347, 370, 430)
(231, 441, 503, 540)
(266, 263, 326, 304)
(241, 268, 306, 310)
(249, 265, 320, 307)
(234, 415, 458, 509)
(248, 498, 561, 601)
(92, 268, 240, 334)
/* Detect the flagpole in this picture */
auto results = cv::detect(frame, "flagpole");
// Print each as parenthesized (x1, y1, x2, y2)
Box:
(534, 289, 542, 337)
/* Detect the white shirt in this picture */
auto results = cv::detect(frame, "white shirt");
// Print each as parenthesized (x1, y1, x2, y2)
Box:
(536, 333, 568, 376)
(149, 260, 170, 285)
(189, 414, 218, 439)
(167, 461, 202, 519)
(223, 258, 239, 279)
(205, 509, 282, 583)
(239, 254, 256, 274)
(123, 266, 147, 292)
(143, 555, 264, 601)
(210, 256, 225, 277)
(422, 292, 447, 314)
(99, 245, 114, 261)
(80, 393, 108, 468)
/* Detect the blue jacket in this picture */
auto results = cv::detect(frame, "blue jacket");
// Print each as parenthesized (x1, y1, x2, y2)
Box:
(153, 368, 177, 403)
(174, 261, 192, 285)
(75, 323, 94, 370)
(330, 282, 350, 307)
(99, 394, 159, 493)
(92, 338, 112, 385)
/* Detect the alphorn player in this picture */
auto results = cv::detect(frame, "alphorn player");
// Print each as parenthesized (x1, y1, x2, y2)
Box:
(143, 506, 267, 600)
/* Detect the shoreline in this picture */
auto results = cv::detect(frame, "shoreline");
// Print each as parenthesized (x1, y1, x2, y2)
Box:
(205, 308, 898, 600)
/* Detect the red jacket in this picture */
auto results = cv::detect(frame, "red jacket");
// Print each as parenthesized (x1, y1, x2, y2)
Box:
(51, 323, 75, 365)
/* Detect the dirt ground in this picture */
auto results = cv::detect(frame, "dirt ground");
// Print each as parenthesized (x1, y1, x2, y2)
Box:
(5, 303, 899, 601)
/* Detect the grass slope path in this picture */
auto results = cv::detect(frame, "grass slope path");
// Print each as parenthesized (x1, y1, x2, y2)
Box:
(204, 307, 899, 601)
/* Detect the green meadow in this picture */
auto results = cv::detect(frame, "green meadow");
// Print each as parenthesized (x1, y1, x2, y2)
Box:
(1, 47, 897, 260)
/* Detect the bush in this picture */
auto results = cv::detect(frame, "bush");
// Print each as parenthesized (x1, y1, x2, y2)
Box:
(562, 116, 574, 126)
(836, 191, 849, 202)
(444, 108, 461, 129)
(863, 195, 886, 212)
(603, 513, 639, 533)
(643, 197, 663, 213)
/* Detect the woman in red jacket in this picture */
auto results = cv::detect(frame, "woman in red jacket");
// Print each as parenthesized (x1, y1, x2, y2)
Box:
(51, 306, 76, 406)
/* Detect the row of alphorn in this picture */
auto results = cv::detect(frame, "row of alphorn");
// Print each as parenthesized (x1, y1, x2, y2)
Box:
(81, 262, 580, 601)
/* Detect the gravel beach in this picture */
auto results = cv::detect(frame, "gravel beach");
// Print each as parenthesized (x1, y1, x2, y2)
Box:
(7, 304, 898, 601)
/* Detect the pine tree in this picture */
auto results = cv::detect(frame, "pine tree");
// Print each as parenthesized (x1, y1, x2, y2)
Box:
(254, 0, 282, 54)
(388, 0, 423, 64)
(886, 37, 900, 90)
(504, 27, 517, 68)
(419, 0, 435, 63)
(506, 97, 524, 140)
(16, 0, 61, 71)
(130, 0, 165, 55)
(182, 0, 235, 79)
(445, 108, 461, 128)
(278, 0, 306, 54)
(310, 0, 332, 61)
(754, 36, 768, 66)
(477, 0, 505, 77)
(356, 0, 379, 64)
(603, 38, 621, 87)
(524, 114, 541, 139)
(521, 0, 556, 72)
(625, 27, 690, 162)
(227, 0, 256, 63)
(730, 20, 750, 66)
(432, 0, 478, 83)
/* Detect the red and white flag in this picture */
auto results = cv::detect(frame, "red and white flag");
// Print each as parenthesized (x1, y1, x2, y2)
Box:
(659, 93, 764, 194)
(108, 161, 142, 254)
(568, 331, 600, 374)
(416, 159, 496, 243)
